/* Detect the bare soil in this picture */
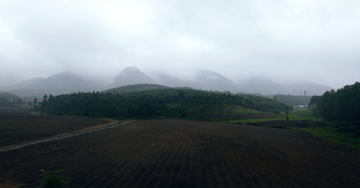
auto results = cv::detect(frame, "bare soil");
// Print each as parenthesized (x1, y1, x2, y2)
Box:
(0, 107, 110, 147)
(1, 119, 359, 188)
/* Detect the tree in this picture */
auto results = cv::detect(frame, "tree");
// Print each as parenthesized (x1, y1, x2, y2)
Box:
(43, 94, 48, 101)
(16, 98, 22, 105)
(33, 98, 38, 107)
(285, 107, 290, 122)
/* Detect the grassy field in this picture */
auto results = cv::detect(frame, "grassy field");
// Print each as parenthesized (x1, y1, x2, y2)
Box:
(228, 105, 322, 124)
(234, 106, 263, 114)
(292, 126, 360, 149)
(1, 119, 360, 187)
(227, 106, 360, 149)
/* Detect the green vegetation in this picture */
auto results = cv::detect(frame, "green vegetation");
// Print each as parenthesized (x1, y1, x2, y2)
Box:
(104, 83, 169, 94)
(265, 94, 311, 105)
(234, 106, 263, 114)
(37, 87, 291, 121)
(229, 104, 360, 149)
(227, 105, 321, 124)
(307, 82, 360, 142)
(310, 82, 360, 122)
(39, 170, 70, 188)
(0, 93, 23, 107)
(292, 126, 360, 149)
(0, 93, 21, 100)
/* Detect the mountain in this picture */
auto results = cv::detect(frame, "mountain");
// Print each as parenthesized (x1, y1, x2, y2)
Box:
(282, 82, 332, 96)
(150, 72, 195, 88)
(237, 77, 332, 95)
(2, 71, 101, 98)
(0, 77, 45, 91)
(110, 67, 156, 88)
(0, 68, 333, 97)
(237, 77, 283, 94)
(193, 70, 238, 91)
(151, 70, 239, 92)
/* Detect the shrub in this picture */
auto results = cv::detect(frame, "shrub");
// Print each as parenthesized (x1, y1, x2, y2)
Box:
(39, 170, 70, 188)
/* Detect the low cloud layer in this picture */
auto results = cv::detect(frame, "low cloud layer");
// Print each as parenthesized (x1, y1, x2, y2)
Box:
(1, 0, 359, 88)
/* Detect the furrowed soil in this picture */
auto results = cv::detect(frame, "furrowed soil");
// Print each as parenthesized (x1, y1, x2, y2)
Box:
(0, 106, 111, 147)
(1, 119, 360, 187)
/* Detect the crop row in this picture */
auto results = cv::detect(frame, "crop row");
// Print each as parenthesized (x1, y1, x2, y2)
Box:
(1, 119, 360, 187)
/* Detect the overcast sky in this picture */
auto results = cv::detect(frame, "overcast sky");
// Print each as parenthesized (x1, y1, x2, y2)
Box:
(0, 0, 359, 88)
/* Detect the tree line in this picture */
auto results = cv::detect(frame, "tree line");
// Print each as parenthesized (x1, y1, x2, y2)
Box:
(309, 82, 360, 122)
(37, 88, 291, 120)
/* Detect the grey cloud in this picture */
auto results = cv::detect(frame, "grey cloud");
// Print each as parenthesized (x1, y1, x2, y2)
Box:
(0, 0, 359, 89)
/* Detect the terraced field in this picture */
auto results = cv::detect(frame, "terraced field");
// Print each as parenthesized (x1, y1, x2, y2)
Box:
(1, 119, 360, 187)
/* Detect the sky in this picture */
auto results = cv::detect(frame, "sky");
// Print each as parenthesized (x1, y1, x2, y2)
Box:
(0, 0, 359, 89)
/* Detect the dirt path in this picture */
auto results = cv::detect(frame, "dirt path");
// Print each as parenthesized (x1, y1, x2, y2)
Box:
(0, 120, 135, 152)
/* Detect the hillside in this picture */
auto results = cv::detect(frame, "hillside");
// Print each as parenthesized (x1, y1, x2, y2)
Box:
(105, 84, 169, 94)
(0, 93, 20, 100)
(38, 87, 291, 120)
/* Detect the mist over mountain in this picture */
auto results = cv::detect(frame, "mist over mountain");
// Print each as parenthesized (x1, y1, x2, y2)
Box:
(0, 74, 25, 87)
(0, 66, 333, 98)
(151, 70, 237, 92)
(0, 71, 101, 98)
(110, 66, 156, 88)
(1, 77, 45, 91)
(150, 72, 192, 88)
(237, 77, 281, 94)
(193, 70, 238, 91)
(236, 77, 332, 95)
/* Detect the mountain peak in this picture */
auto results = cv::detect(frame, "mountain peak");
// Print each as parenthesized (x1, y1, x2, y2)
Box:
(112, 67, 156, 87)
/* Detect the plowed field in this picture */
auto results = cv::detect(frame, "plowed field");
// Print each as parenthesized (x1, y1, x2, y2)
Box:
(1, 119, 360, 187)
(0, 107, 110, 147)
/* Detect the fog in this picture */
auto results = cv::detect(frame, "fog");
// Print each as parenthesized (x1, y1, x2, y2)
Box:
(1, 0, 360, 89)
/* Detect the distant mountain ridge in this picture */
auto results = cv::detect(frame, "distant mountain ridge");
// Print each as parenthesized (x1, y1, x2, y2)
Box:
(236, 77, 332, 95)
(0, 71, 101, 98)
(0, 66, 333, 98)
(194, 70, 238, 91)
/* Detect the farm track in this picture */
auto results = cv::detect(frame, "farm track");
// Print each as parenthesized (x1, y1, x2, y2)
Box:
(0, 120, 135, 152)
(1, 119, 360, 187)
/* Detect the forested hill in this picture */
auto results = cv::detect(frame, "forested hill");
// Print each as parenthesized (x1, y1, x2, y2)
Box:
(309, 82, 360, 122)
(0, 93, 22, 107)
(37, 88, 291, 120)
(0, 93, 20, 100)
(104, 84, 169, 94)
